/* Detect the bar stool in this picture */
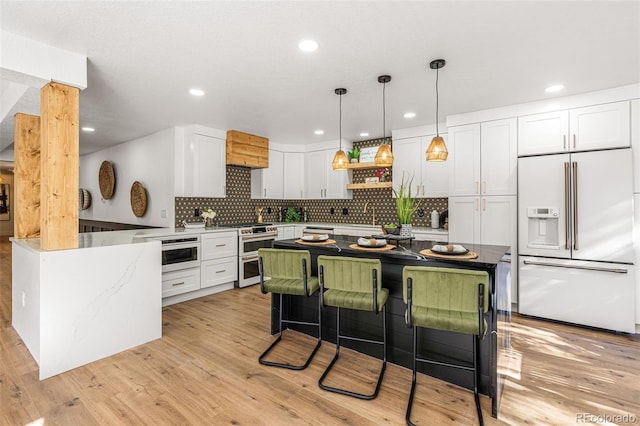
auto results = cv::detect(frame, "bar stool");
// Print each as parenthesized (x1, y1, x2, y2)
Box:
(402, 266, 489, 426)
(257, 248, 321, 370)
(317, 255, 388, 400)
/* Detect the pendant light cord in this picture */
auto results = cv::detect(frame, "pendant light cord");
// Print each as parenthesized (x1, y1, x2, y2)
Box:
(339, 92, 343, 149)
(435, 66, 439, 137)
(382, 81, 386, 138)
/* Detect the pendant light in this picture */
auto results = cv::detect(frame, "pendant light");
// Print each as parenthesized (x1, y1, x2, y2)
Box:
(331, 88, 349, 170)
(374, 75, 394, 167)
(426, 59, 448, 161)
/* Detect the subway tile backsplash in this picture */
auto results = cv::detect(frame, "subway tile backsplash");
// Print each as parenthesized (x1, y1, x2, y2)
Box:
(175, 138, 447, 228)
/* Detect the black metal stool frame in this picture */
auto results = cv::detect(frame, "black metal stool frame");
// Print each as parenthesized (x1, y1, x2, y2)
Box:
(405, 277, 486, 426)
(317, 266, 387, 400)
(258, 255, 322, 370)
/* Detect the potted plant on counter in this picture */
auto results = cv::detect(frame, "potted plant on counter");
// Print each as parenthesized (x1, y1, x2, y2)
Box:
(393, 173, 419, 237)
(347, 147, 360, 163)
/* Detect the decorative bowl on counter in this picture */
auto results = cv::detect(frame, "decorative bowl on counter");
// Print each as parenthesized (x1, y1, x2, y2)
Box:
(381, 225, 401, 235)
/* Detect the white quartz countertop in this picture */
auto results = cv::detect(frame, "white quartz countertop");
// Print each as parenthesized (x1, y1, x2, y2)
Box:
(272, 222, 449, 235)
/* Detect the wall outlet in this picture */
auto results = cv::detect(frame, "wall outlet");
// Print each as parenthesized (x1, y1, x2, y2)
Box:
(342, 208, 348, 215)
(194, 208, 200, 217)
(330, 208, 335, 215)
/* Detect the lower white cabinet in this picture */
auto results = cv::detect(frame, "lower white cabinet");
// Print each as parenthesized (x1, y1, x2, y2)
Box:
(201, 257, 237, 289)
(201, 231, 237, 259)
(162, 267, 201, 298)
(413, 231, 448, 242)
(277, 225, 296, 240)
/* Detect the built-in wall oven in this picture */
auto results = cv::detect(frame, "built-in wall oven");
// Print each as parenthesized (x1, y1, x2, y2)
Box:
(222, 223, 277, 288)
(157, 235, 201, 272)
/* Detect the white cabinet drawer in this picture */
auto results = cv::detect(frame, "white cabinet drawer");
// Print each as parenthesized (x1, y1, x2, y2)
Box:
(201, 257, 237, 289)
(162, 267, 201, 298)
(201, 232, 237, 260)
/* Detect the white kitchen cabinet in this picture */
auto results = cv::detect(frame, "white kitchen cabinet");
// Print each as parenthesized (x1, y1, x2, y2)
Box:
(412, 230, 449, 242)
(518, 101, 630, 156)
(631, 99, 640, 192)
(448, 119, 516, 197)
(200, 231, 238, 292)
(448, 196, 481, 245)
(304, 149, 351, 199)
(283, 152, 305, 199)
(251, 149, 284, 199)
(392, 135, 449, 198)
(162, 267, 201, 298)
(177, 130, 226, 198)
(276, 225, 296, 240)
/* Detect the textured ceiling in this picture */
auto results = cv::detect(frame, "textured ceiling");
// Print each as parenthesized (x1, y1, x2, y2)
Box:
(1, 1, 638, 156)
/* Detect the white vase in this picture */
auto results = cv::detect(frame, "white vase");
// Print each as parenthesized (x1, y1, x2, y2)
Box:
(400, 224, 413, 237)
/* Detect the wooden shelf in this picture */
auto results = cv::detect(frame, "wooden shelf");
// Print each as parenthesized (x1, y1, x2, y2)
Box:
(347, 162, 380, 170)
(346, 182, 392, 190)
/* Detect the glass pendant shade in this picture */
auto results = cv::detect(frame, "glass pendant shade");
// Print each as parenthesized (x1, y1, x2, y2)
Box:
(332, 149, 349, 170)
(425, 136, 448, 161)
(374, 143, 394, 167)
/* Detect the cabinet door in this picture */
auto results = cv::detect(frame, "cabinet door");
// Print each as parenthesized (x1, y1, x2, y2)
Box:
(251, 150, 283, 199)
(480, 119, 517, 195)
(480, 195, 516, 248)
(448, 196, 480, 245)
(162, 267, 201, 298)
(632, 99, 640, 192)
(518, 110, 569, 156)
(325, 150, 351, 199)
(569, 101, 630, 151)
(448, 124, 481, 196)
(392, 137, 423, 196)
(201, 232, 237, 260)
(304, 151, 325, 199)
(283, 152, 304, 199)
(421, 134, 449, 197)
(186, 134, 226, 197)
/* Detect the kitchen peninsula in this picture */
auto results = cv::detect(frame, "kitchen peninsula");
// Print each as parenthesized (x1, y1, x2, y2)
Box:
(11, 230, 163, 380)
(273, 235, 511, 418)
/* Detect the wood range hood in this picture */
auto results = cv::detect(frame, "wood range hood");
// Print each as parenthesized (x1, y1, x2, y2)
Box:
(226, 130, 269, 168)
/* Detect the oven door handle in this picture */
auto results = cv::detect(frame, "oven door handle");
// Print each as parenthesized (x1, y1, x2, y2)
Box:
(241, 255, 259, 262)
(241, 234, 277, 242)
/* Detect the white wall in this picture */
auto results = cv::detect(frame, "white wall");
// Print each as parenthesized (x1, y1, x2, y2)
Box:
(79, 128, 176, 227)
(0, 173, 14, 236)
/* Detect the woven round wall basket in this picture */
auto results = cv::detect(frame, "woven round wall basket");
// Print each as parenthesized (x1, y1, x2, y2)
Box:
(130, 181, 147, 217)
(98, 160, 115, 199)
(78, 188, 92, 210)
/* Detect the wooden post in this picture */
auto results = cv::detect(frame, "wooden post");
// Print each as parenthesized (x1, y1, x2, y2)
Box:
(14, 113, 41, 239)
(40, 82, 79, 250)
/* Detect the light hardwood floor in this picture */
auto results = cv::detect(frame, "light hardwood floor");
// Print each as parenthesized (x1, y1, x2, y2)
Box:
(1, 236, 638, 425)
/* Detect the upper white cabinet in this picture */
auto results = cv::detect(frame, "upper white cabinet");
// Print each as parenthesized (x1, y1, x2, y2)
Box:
(632, 99, 640, 192)
(251, 149, 284, 199)
(304, 149, 351, 199)
(448, 118, 516, 197)
(392, 134, 449, 198)
(176, 128, 226, 198)
(518, 101, 630, 156)
(283, 152, 304, 199)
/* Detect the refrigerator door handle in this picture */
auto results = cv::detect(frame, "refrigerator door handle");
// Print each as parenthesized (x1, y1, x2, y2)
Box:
(572, 161, 578, 250)
(564, 162, 570, 249)
(522, 260, 628, 274)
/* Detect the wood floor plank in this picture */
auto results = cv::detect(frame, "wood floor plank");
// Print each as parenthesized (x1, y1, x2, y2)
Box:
(1, 236, 639, 425)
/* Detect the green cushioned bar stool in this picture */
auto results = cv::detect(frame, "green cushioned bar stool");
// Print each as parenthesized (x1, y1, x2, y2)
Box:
(258, 248, 321, 370)
(317, 255, 389, 400)
(402, 266, 489, 426)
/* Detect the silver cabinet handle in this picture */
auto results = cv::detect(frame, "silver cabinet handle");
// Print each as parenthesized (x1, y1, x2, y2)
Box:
(482, 181, 486, 194)
(523, 260, 627, 274)
(572, 161, 578, 250)
(172, 281, 185, 287)
(564, 162, 570, 250)
(264, 188, 266, 197)
(474, 181, 479, 194)
(216, 270, 226, 274)
(573, 134, 576, 149)
(215, 244, 226, 247)
(563, 135, 566, 150)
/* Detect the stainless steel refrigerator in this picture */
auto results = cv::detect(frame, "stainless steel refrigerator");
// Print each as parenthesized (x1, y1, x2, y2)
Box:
(518, 148, 635, 332)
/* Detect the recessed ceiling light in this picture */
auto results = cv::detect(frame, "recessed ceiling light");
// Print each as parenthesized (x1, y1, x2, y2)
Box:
(189, 88, 205, 96)
(360, 132, 369, 137)
(298, 39, 318, 52)
(82, 127, 95, 132)
(314, 130, 324, 135)
(545, 84, 564, 93)
(404, 112, 416, 119)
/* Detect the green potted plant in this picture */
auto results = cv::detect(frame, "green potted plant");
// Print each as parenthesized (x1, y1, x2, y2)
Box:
(285, 207, 301, 223)
(393, 172, 420, 236)
(347, 147, 360, 163)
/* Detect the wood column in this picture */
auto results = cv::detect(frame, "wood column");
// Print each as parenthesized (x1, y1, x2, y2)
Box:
(40, 82, 79, 250)
(13, 113, 41, 239)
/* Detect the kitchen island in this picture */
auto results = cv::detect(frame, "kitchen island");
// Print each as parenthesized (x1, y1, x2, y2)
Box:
(273, 235, 511, 418)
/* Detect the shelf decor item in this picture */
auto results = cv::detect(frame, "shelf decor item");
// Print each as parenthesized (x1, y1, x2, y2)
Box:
(426, 59, 449, 162)
(331, 88, 349, 170)
(376, 167, 390, 182)
(347, 147, 360, 163)
(393, 172, 419, 236)
(201, 208, 217, 227)
(98, 160, 115, 199)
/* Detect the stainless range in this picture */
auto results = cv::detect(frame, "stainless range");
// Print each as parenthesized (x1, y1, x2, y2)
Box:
(220, 223, 278, 288)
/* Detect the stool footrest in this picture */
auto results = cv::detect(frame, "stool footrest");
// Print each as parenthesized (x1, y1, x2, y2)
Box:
(259, 332, 322, 370)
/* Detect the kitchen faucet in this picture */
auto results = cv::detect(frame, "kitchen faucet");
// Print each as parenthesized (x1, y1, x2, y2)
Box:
(363, 202, 376, 226)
